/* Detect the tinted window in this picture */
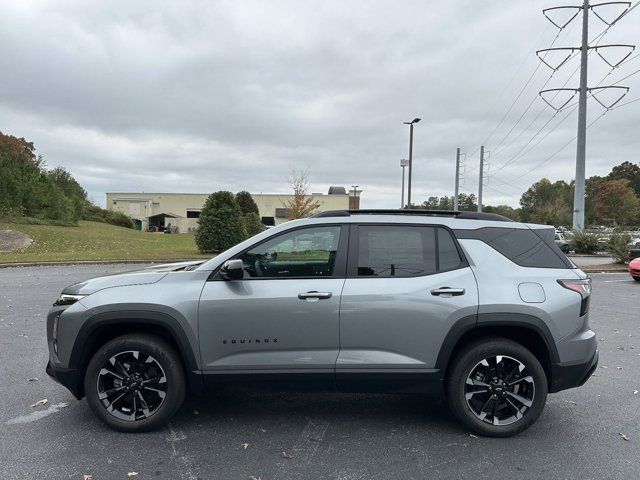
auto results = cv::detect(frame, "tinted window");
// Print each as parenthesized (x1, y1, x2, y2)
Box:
(438, 227, 464, 271)
(357, 226, 436, 277)
(454, 227, 571, 269)
(238, 226, 341, 278)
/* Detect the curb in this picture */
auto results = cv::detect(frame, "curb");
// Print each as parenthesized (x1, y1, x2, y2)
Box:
(0, 259, 207, 269)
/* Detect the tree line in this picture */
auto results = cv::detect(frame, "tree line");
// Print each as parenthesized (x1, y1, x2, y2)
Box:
(413, 161, 640, 227)
(0, 131, 134, 228)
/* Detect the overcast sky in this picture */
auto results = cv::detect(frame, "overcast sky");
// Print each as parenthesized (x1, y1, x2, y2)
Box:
(1, 0, 639, 208)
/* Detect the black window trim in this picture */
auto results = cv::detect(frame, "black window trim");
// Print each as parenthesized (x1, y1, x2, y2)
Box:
(209, 223, 350, 281)
(346, 223, 469, 278)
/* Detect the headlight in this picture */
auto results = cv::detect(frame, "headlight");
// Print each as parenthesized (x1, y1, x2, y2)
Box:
(54, 293, 86, 306)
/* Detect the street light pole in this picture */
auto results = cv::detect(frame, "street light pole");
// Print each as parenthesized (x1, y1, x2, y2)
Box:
(403, 118, 421, 207)
(400, 158, 409, 208)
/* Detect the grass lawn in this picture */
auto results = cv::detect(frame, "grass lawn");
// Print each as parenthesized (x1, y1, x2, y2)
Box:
(0, 220, 211, 263)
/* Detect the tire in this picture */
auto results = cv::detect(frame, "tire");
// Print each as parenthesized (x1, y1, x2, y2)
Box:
(84, 334, 186, 432)
(446, 337, 548, 437)
(633, 276, 640, 282)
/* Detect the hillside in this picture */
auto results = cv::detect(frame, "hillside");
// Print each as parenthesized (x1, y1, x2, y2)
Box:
(0, 220, 210, 263)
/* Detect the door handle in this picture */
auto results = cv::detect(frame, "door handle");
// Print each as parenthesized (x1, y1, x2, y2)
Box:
(430, 287, 465, 296)
(298, 291, 332, 300)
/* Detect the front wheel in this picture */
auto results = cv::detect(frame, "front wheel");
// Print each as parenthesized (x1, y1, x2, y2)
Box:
(84, 334, 186, 432)
(446, 338, 548, 437)
(633, 276, 640, 282)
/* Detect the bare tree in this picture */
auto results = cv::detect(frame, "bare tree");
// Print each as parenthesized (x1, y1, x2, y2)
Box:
(283, 169, 321, 220)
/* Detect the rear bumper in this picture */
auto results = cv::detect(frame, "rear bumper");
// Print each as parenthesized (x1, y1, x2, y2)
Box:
(46, 361, 84, 399)
(549, 349, 598, 393)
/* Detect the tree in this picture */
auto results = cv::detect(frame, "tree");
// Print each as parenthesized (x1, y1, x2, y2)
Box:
(236, 191, 259, 215)
(48, 166, 88, 219)
(607, 161, 640, 197)
(419, 193, 477, 211)
(584, 175, 604, 226)
(235, 191, 264, 237)
(283, 169, 321, 219)
(520, 178, 572, 225)
(195, 191, 246, 253)
(483, 205, 521, 221)
(594, 179, 640, 226)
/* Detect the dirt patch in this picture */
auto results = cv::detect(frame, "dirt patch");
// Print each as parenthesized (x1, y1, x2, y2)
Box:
(0, 229, 33, 253)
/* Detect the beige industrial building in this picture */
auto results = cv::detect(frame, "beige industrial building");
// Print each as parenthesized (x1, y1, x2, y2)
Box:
(106, 187, 361, 232)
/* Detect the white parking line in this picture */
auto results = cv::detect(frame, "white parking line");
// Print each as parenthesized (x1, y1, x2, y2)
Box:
(6, 402, 68, 424)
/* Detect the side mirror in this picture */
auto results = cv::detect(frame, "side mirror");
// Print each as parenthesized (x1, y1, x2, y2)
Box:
(220, 259, 244, 280)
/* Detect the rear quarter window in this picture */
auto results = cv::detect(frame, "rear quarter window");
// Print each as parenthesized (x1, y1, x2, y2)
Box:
(454, 227, 572, 269)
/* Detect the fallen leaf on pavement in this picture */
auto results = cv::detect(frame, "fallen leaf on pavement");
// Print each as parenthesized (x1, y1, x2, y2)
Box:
(127, 473, 138, 477)
(83, 475, 92, 480)
(617, 367, 623, 370)
(282, 451, 294, 459)
(31, 399, 48, 407)
(469, 433, 479, 439)
(634, 390, 638, 395)
(249, 476, 261, 480)
(27, 378, 39, 382)
(242, 443, 249, 449)
(619, 433, 630, 441)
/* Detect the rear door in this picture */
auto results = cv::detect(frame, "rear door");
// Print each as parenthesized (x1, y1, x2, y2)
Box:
(337, 224, 478, 389)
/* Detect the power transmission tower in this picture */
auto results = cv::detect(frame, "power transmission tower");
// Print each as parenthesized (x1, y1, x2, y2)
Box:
(454, 148, 461, 211)
(537, 1, 634, 231)
(478, 146, 485, 212)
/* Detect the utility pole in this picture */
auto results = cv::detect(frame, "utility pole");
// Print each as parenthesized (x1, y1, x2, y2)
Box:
(403, 118, 421, 207)
(573, 0, 589, 231)
(454, 148, 461, 211)
(478, 146, 485, 213)
(537, 1, 633, 231)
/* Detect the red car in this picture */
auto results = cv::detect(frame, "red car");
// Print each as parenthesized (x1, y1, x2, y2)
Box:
(629, 257, 640, 281)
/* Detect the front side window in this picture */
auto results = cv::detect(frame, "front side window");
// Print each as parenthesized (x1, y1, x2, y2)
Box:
(237, 226, 341, 278)
(357, 226, 437, 277)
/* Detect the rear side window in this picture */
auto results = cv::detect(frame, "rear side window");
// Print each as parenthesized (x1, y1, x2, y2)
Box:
(438, 227, 465, 271)
(357, 225, 436, 277)
(454, 227, 572, 269)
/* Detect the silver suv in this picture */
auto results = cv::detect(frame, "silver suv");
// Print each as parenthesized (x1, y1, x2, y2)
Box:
(46, 210, 598, 437)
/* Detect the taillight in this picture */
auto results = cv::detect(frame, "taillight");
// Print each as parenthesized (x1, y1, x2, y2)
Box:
(558, 278, 591, 316)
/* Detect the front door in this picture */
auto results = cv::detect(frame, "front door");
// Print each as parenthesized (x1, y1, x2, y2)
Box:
(198, 224, 348, 376)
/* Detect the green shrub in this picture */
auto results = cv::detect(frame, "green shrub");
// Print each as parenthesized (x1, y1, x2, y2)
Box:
(242, 212, 265, 238)
(236, 191, 259, 215)
(606, 232, 632, 264)
(195, 191, 247, 253)
(81, 203, 134, 229)
(571, 231, 601, 254)
(104, 210, 135, 229)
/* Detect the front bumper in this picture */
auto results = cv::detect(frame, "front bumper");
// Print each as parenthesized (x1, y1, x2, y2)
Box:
(549, 349, 599, 393)
(46, 361, 84, 399)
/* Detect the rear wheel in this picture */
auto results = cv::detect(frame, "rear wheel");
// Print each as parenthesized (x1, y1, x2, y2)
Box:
(84, 334, 185, 432)
(633, 276, 640, 282)
(446, 338, 547, 437)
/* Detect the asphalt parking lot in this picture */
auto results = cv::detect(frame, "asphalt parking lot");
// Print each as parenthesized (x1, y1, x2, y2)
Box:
(1, 265, 638, 480)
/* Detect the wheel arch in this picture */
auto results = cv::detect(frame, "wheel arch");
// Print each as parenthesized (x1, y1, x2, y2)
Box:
(69, 311, 200, 398)
(436, 313, 559, 387)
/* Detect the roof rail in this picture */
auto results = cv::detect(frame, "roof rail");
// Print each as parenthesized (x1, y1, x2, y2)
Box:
(312, 209, 514, 222)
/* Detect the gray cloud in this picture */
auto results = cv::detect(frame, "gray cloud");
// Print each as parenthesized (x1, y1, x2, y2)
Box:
(1, 0, 638, 208)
